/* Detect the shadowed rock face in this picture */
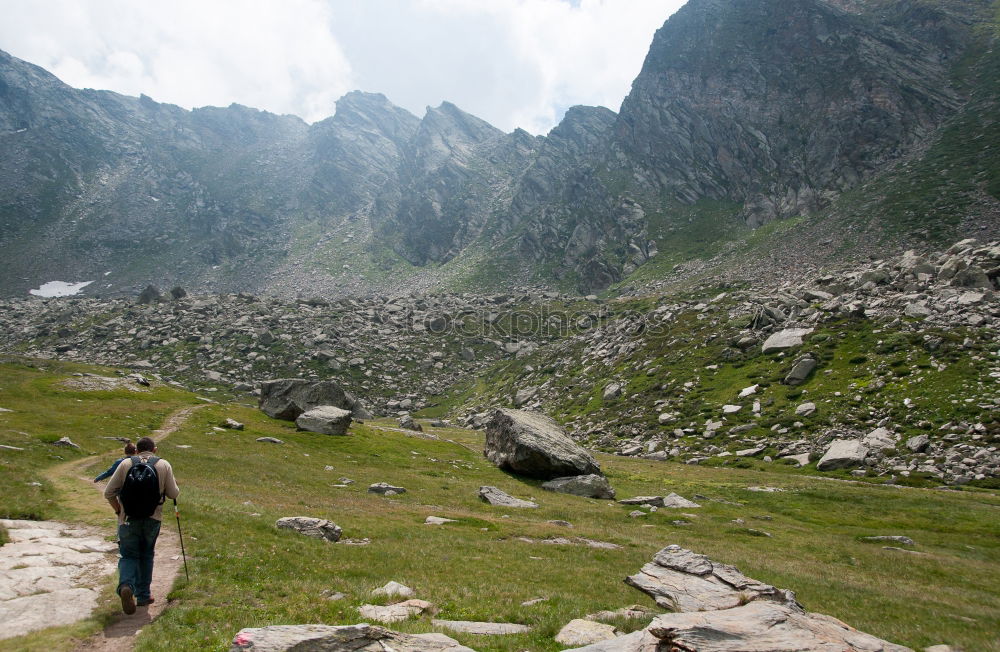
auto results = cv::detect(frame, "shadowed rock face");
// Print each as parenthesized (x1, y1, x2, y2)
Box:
(259, 379, 369, 421)
(484, 408, 601, 480)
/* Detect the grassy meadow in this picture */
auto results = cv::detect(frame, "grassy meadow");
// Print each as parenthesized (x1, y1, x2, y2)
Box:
(1, 358, 999, 651)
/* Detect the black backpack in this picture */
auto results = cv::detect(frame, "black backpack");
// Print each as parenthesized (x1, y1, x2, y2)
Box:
(120, 455, 165, 519)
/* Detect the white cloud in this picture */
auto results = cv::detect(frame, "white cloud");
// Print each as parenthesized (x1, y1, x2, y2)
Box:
(0, 0, 685, 132)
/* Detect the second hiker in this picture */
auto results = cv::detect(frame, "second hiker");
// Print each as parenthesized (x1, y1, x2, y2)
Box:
(104, 436, 180, 614)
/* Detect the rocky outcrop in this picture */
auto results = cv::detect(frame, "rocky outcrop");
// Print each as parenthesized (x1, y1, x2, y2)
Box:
(274, 517, 342, 542)
(566, 544, 912, 651)
(230, 624, 476, 652)
(484, 409, 601, 479)
(259, 379, 369, 421)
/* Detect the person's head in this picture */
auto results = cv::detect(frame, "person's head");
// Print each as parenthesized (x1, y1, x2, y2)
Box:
(136, 436, 156, 453)
(124, 442, 137, 455)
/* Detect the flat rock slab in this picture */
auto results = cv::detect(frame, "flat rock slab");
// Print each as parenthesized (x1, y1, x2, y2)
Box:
(761, 328, 813, 354)
(230, 624, 476, 652)
(563, 601, 913, 651)
(0, 519, 117, 640)
(478, 485, 538, 508)
(625, 545, 792, 612)
(817, 439, 869, 471)
(516, 536, 622, 550)
(358, 599, 433, 623)
(432, 619, 531, 635)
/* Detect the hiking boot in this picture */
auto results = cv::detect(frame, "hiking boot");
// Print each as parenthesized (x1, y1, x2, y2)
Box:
(119, 585, 136, 615)
(137, 597, 155, 607)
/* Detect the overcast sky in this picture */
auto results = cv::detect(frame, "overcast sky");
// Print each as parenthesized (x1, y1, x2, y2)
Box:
(0, 0, 685, 134)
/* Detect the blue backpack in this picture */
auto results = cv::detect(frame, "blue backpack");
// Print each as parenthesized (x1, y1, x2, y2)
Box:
(120, 456, 165, 519)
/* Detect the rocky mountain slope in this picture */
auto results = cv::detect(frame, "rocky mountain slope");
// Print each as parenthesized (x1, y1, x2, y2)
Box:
(2, 0, 998, 298)
(2, 238, 997, 487)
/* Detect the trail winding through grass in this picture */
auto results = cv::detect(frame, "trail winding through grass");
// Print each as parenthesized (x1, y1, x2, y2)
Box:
(65, 404, 206, 652)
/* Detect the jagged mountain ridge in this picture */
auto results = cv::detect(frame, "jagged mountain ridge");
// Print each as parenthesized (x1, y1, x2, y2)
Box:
(0, 0, 996, 298)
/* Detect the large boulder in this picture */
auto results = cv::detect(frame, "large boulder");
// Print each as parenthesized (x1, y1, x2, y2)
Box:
(817, 439, 869, 471)
(296, 406, 352, 435)
(230, 624, 475, 652)
(484, 409, 601, 480)
(542, 474, 616, 500)
(259, 379, 370, 421)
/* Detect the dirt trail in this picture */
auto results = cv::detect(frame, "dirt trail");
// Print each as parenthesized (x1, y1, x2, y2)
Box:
(67, 404, 206, 652)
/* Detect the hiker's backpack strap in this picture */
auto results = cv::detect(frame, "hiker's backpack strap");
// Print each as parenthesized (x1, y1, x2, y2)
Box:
(147, 456, 166, 505)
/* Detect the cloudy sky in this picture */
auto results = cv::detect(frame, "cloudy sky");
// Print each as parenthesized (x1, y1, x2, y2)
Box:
(0, 0, 685, 134)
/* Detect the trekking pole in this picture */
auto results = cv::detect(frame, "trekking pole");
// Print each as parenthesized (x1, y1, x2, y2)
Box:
(173, 499, 190, 582)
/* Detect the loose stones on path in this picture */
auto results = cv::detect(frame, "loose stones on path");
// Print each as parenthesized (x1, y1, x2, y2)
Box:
(0, 519, 117, 641)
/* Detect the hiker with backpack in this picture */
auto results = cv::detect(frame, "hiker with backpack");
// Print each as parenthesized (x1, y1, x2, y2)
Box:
(104, 436, 180, 615)
(93, 441, 137, 482)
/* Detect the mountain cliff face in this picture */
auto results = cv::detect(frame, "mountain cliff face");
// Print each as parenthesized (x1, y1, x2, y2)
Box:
(0, 0, 996, 298)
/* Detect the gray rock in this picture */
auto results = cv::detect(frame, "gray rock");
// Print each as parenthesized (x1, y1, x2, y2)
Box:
(372, 581, 414, 598)
(484, 408, 601, 480)
(817, 439, 868, 471)
(259, 378, 370, 421)
(137, 285, 161, 304)
(431, 620, 531, 635)
(296, 406, 352, 436)
(52, 437, 80, 449)
(256, 437, 284, 444)
(625, 545, 792, 612)
(562, 602, 912, 651)
(661, 493, 700, 508)
(398, 414, 422, 431)
(228, 624, 475, 652)
(783, 355, 817, 386)
(425, 516, 458, 525)
(904, 302, 933, 319)
(275, 517, 342, 542)
(542, 474, 616, 500)
(794, 402, 817, 417)
(906, 435, 930, 453)
(513, 387, 538, 407)
(603, 383, 623, 400)
(368, 482, 406, 495)
(358, 600, 433, 623)
(478, 486, 538, 508)
(555, 619, 620, 647)
(223, 418, 244, 430)
(761, 328, 813, 354)
(781, 453, 811, 467)
(861, 427, 896, 453)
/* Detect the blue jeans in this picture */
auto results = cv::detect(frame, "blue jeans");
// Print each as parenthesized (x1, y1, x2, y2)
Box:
(117, 518, 161, 602)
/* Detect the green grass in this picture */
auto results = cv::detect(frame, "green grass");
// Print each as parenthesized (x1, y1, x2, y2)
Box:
(2, 359, 999, 651)
(0, 358, 201, 520)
